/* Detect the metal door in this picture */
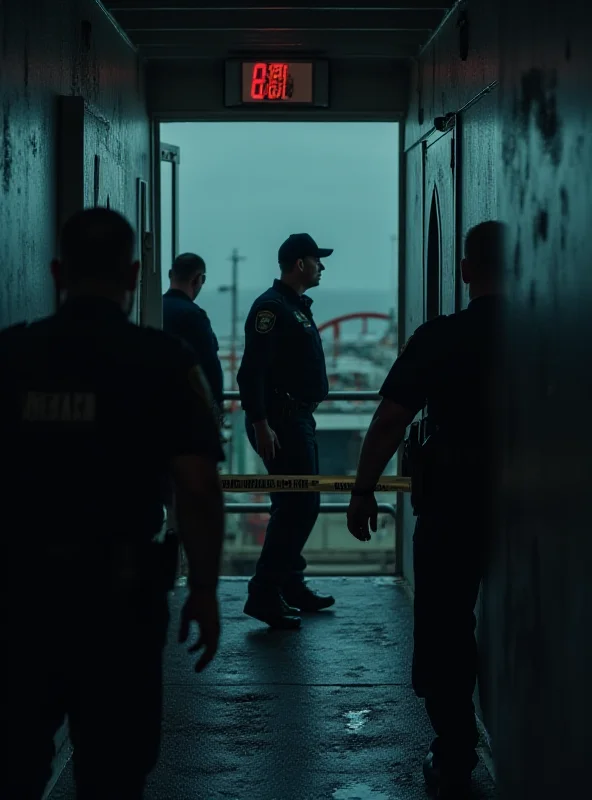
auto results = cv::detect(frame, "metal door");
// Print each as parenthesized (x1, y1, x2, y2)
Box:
(423, 128, 456, 318)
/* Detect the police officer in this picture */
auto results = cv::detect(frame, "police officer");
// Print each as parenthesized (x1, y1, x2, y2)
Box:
(237, 233, 336, 629)
(0, 209, 225, 800)
(346, 221, 504, 799)
(163, 252, 224, 412)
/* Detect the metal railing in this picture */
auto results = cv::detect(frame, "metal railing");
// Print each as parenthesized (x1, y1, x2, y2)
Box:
(220, 390, 400, 573)
(221, 390, 394, 516)
(225, 501, 396, 518)
(223, 390, 381, 403)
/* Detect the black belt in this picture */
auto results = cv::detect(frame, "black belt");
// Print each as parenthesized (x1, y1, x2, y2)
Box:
(272, 389, 319, 413)
(298, 401, 319, 412)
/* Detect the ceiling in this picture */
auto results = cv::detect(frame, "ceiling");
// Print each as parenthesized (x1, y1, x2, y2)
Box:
(104, 1, 456, 61)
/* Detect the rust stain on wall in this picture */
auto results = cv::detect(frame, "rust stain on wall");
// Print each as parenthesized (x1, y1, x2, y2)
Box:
(533, 207, 548, 247)
(559, 187, 568, 251)
(517, 68, 563, 167)
(2, 100, 12, 193)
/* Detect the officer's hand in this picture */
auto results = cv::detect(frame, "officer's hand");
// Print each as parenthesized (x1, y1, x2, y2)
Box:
(254, 420, 281, 461)
(178, 588, 221, 673)
(347, 495, 379, 542)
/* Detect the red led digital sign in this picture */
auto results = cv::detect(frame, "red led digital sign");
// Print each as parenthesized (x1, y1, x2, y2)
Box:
(250, 62, 290, 100)
(241, 61, 314, 104)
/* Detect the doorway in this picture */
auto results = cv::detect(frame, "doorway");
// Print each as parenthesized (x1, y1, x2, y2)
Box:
(423, 129, 456, 317)
(156, 121, 400, 577)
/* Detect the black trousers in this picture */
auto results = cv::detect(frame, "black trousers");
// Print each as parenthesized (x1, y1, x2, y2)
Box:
(412, 509, 486, 777)
(246, 410, 320, 590)
(0, 581, 169, 800)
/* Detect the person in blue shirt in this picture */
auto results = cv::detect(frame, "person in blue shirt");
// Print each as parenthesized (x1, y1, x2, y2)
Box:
(163, 253, 224, 413)
(237, 233, 337, 629)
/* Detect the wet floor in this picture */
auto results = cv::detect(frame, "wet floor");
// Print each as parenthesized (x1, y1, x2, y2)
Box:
(49, 577, 496, 799)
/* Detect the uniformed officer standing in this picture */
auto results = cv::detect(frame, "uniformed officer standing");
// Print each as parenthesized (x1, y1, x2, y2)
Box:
(347, 221, 504, 799)
(0, 209, 225, 800)
(237, 233, 336, 629)
(163, 252, 224, 413)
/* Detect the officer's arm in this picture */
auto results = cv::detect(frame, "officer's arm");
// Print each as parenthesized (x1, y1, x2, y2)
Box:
(167, 361, 226, 590)
(236, 302, 282, 423)
(182, 312, 225, 409)
(353, 324, 434, 493)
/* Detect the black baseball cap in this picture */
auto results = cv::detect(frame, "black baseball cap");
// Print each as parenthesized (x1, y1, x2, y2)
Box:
(278, 233, 334, 265)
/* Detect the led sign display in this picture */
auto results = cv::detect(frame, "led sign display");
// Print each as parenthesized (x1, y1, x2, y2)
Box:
(241, 61, 314, 104)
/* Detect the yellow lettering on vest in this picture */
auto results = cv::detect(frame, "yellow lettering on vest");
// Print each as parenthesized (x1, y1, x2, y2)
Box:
(22, 392, 96, 422)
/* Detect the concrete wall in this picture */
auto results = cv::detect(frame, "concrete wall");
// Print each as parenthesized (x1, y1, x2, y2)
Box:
(402, 0, 592, 796)
(0, 0, 150, 789)
(0, 0, 150, 328)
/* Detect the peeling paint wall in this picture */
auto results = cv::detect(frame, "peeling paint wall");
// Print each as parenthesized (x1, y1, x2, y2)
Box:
(0, 0, 149, 327)
(403, 0, 592, 795)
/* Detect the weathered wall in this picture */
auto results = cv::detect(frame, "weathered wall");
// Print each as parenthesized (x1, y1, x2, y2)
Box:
(0, 0, 150, 328)
(491, 0, 592, 794)
(403, 0, 592, 796)
(401, 0, 501, 610)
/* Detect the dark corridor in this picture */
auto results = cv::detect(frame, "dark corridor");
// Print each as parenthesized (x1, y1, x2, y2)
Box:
(49, 579, 495, 800)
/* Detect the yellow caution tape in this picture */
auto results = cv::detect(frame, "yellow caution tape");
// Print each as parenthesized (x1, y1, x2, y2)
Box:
(220, 474, 411, 493)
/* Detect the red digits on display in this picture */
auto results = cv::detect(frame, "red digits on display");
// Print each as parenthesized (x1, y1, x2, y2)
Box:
(250, 63, 290, 101)
(250, 63, 267, 100)
(267, 63, 288, 100)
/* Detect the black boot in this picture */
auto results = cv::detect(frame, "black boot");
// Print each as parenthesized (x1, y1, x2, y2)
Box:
(244, 586, 302, 629)
(423, 749, 473, 799)
(282, 582, 335, 612)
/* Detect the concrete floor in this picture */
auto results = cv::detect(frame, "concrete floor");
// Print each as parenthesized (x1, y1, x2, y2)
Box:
(50, 577, 496, 800)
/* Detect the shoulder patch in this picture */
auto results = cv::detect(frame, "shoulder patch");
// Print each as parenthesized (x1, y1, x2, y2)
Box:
(255, 309, 276, 334)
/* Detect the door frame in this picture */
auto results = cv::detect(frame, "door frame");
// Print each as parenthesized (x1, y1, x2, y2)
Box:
(142, 124, 182, 329)
(422, 122, 457, 318)
(160, 141, 181, 268)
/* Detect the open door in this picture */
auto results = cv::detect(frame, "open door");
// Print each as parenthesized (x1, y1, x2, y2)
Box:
(423, 128, 456, 317)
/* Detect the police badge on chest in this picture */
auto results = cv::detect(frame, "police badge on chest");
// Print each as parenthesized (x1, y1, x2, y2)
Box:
(293, 310, 311, 328)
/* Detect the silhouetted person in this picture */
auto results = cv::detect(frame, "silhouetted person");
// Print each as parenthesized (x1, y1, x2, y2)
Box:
(347, 221, 504, 799)
(0, 208, 225, 800)
(163, 252, 224, 414)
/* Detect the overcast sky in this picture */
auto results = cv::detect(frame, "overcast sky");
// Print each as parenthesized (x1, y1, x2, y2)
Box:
(160, 122, 399, 298)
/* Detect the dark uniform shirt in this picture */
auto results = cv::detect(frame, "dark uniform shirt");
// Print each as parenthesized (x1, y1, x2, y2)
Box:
(163, 288, 224, 408)
(380, 295, 500, 499)
(0, 296, 225, 551)
(237, 279, 329, 421)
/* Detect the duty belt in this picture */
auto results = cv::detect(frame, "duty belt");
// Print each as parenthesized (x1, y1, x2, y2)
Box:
(273, 389, 319, 413)
(296, 399, 319, 412)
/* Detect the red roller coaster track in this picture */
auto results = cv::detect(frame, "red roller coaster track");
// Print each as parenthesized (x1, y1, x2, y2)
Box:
(220, 310, 393, 401)
(317, 311, 393, 362)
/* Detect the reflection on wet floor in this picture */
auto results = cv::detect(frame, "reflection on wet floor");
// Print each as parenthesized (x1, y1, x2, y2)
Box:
(333, 785, 391, 800)
(49, 577, 496, 800)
